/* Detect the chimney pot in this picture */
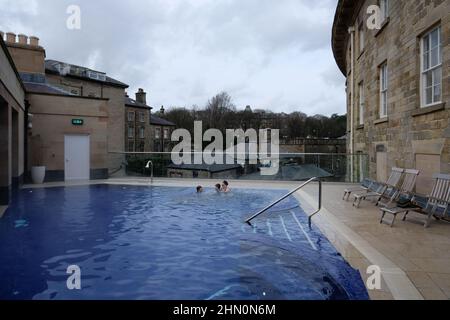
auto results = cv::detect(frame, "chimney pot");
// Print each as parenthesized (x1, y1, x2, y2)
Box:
(6, 32, 16, 43)
(160, 106, 165, 114)
(18, 34, 28, 45)
(29, 36, 39, 46)
(135, 88, 147, 105)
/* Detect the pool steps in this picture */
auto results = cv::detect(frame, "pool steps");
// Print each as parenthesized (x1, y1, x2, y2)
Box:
(243, 210, 318, 251)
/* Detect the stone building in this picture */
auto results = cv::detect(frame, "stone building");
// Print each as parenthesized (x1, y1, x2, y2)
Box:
(0, 34, 26, 207)
(45, 59, 129, 173)
(3, 32, 129, 182)
(150, 106, 176, 152)
(125, 88, 152, 152)
(332, 0, 449, 193)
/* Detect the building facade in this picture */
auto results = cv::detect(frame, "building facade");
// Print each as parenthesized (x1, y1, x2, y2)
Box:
(0, 34, 26, 206)
(3, 32, 129, 182)
(332, 0, 449, 193)
(150, 107, 176, 153)
(125, 88, 152, 152)
(45, 59, 129, 173)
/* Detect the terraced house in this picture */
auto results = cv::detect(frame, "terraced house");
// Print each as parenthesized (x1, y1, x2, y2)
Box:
(332, 0, 450, 193)
(125, 88, 152, 152)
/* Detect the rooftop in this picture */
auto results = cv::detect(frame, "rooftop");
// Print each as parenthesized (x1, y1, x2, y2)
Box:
(23, 82, 74, 96)
(150, 114, 176, 127)
(125, 96, 152, 109)
(45, 59, 129, 88)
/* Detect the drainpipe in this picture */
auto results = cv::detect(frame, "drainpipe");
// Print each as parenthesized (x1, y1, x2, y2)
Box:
(348, 26, 355, 182)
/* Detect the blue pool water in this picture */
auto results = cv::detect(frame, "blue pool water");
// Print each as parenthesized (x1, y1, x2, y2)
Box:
(0, 184, 369, 300)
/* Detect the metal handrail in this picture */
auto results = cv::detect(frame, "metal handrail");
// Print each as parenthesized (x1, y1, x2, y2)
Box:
(245, 177, 322, 229)
(145, 161, 154, 183)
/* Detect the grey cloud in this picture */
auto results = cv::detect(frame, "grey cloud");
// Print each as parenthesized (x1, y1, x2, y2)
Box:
(0, 0, 345, 115)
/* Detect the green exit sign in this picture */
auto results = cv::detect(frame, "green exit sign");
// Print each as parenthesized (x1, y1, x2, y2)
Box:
(72, 119, 84, 126)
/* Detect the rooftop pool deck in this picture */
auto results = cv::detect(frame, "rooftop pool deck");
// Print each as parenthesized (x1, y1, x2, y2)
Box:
(7, 178, 450, 300)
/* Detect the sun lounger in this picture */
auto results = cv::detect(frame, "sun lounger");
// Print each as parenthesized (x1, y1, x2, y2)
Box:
(379, 174, 450, 227)
(342, 178, 375, 201)
(377, 169, 420, 209)
(352, 168, 404, 208)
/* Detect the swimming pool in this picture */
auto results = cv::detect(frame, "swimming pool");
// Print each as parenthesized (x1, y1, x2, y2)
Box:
(0, 184, 369, 300)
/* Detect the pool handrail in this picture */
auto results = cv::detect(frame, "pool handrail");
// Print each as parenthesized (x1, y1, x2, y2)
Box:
(245, 177, 322, 228)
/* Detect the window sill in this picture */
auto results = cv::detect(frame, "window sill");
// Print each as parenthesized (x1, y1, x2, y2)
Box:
(356, 124, 365, 130)
(374, 117, 388, 125)
(412, 102, 446, 117)
(375, 17, 390, 37)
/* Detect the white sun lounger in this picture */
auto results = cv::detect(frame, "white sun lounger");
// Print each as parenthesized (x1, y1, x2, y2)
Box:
(380, 174, 450, 227)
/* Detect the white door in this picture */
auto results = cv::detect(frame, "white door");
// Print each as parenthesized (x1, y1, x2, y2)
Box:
(65, 135, 90, 181)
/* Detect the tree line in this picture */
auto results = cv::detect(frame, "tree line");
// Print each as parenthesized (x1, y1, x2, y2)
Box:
(161, 92, 347, 140)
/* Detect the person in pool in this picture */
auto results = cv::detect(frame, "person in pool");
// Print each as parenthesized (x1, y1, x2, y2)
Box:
(221, 180, 230, 193)
(215, 184, 222, 192)
(196, 186, 203, 193)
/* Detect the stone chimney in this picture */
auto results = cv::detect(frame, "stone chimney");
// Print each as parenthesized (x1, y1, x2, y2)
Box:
(0, 31, 4, 41)
(160, 106, 165, 114)
(135, 88, 147, 105)
(18, 34, 28, 45)
(29, 36, 39, 46)
(6, 32, 16, 43)
(4, 32, 46, 74)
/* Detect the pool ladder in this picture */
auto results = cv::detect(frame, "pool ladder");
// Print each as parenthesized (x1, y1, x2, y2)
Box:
(145, 161, 154, 184)
(245, 177, 322, 229)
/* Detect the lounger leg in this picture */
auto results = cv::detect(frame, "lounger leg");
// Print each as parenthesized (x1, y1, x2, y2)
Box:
(380, 211, 386, 224)
(390, 213, 397, 227)
(425, 212, 433, 228)
(355, 197, 362, 208)
(402, 211, 409, 221)
(375, 196, 382, 207)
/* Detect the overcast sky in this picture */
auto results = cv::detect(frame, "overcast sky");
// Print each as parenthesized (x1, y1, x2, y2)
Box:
(0, 0, 345, 115)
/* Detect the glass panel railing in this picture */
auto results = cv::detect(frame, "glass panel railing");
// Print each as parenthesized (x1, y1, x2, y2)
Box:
(109, 152, 369, 183)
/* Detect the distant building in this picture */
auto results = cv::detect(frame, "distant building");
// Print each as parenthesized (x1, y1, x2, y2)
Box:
(150, 106, 176, 152)
(332, 0, 449, 192)
(0, 33, 26, 206)
(167, 154, 241, 179)
(280, 138, 346, 154)
(125, 89, 152, 152)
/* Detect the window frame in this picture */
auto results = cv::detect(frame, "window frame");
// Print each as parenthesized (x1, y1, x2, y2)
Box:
(380, 0, 389, 22)
(358, 22, 365, 54)
(420, 26, 442, 108)
(138, 141, 145, 152)
(128, 111, 135, 122)
(128, 139, 135, 152)
(379, 63, 388, 119)
(139, 112, 145, 123)
(163, 128, 169, 140)
(128, 125, 135, 139)
(155, 127, 161, 139)
(358, 82, 365, 126)
(139, 126, 145, 139)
